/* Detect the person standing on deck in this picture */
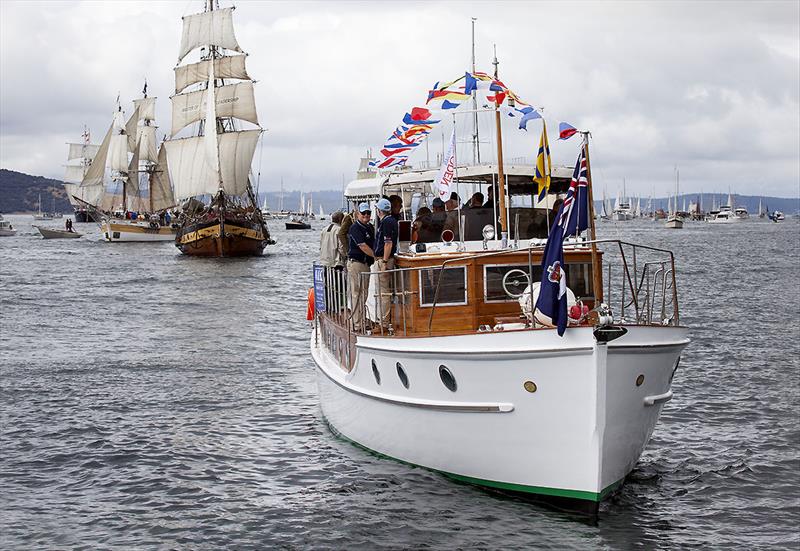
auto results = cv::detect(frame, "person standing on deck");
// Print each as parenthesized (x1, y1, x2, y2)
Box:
(389, 195, 405, 221)
(444, 192, 460, 240)
(320, 211, 345, 268)
(338, 205, 357, 264)
(347, 203, 375, 332)
(374, 198, 398, 329)
(320, 211, 345, 312)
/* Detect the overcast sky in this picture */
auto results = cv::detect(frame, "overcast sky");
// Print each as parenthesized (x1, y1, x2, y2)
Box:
(1, 0, 798, 198)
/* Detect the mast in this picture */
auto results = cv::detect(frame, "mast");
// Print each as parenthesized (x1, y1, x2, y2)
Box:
(581, 131, 603, 303)
(121, 105, 126, 212)
(471, 18, 480, 164)
(492, 45, 508, 243)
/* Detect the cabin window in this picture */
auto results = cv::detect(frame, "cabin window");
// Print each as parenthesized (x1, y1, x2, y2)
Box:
(439, 365, 457, 392)
(396, 362, 409, 389)
(564, 263, 593, 299)
(419, 266, 468, 307)
(371, 359, 381, 384)
(484, 264, 542, 302)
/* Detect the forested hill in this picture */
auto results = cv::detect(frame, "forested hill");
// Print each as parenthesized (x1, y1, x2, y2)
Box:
(0, 169, 72, 213)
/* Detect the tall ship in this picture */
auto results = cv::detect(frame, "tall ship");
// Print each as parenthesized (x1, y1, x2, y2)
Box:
(310, 63, 689, 514)
(63, 126, 101, 222)
(165, 1, 273, 257)
(74, 94, 177, 242)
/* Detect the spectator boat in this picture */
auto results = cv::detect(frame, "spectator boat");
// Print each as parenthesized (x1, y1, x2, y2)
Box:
(309, 70, 690, 514)
(33, 225, 83, 239)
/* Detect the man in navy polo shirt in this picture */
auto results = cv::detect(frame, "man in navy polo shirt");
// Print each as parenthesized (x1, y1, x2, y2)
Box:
(347, 202, 375, 332)
(374, 198, 398, 328)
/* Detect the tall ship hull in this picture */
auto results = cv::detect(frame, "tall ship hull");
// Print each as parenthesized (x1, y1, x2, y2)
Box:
(73, 208, 96, 223)
(312, 325, 688, 513)
(175, 215, 266, 256)
(101, 219, 176, 242)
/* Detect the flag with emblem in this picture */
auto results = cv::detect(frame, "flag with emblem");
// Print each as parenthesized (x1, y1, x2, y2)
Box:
(533, 120, 551, 201)
(535, 144, 589, 336)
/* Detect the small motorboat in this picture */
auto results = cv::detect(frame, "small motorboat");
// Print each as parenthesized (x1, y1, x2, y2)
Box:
(665, 214, 684, 229)
(285, 216, 311, 230)
(33, 225, 83, 239)
(0, 215, 17, 236)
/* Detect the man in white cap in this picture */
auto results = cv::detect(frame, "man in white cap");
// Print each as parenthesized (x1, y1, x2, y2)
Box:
(346, 202, 375, 332)
(374, 197, 398, 329)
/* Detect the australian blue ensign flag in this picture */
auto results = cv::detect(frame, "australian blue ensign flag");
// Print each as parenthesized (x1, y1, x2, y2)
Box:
(535, 145, 590, 336)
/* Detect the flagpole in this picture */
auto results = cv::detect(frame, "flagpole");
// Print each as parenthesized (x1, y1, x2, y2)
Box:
(454, 117, 463, 245)
(492, 46, 508, 246)
(581, 131, 604, 304)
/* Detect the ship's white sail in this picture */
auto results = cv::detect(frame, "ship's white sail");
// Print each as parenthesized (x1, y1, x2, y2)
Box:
(136, 125, 158, 163)
(166, 129, 260, 200)
(132, 97, 156, 121)
(174, 54, 249, 94)
(125, 138, 142, 211)
(149, 144, 175, 212)
(80, 125, 113, 188)
(67, 143, 100, 162)
(177, 7, 241, 63)
(64, 165, 87, 184)
(170, 81, 258, 135)
(109, 109, 129, 173)
(167, 3, 263, 203)
(125, 106, 140, 152)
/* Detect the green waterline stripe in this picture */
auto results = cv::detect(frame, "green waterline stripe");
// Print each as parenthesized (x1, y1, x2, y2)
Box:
(323, 416, 624, 503)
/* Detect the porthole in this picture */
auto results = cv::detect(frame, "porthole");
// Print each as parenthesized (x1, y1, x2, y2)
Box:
(636, 374, 645, 387)
(439, 365, 457, 392)
(396, 362, 409, 389)
(372, 359, 381, 385)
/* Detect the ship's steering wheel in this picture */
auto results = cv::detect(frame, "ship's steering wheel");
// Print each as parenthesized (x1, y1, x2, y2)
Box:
(502, 269, 531, 299)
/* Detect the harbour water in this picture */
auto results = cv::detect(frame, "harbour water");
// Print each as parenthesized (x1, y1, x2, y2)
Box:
(1, 215, 798, 549)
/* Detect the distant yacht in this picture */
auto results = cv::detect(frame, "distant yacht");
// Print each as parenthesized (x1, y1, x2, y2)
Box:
(707, 193, 738, 224)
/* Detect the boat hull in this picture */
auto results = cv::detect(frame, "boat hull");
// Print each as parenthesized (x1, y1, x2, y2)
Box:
(102, 220, 176, 242)
(0, 229, 17, 237)
(176, 218, 267, 257)
(665, 216, 683, 229)
(285, 222, 311, 230)
(34, 226, 82, 239)
(311, 324, 689, 511)
(73, 209, 96, 223)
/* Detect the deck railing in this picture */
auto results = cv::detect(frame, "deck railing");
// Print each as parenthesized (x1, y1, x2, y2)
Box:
(313, 238, 680, 339)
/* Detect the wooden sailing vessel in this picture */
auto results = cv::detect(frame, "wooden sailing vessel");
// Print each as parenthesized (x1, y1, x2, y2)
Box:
(99, 89, 178, 242)
(310, 61, 689, 514)
(166, 1, 273, 257)
(63, 126, 101, 222)
(72, 94, 177, 242)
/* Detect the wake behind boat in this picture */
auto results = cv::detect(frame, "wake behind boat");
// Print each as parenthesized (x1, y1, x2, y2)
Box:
(310, 66, 689, 514)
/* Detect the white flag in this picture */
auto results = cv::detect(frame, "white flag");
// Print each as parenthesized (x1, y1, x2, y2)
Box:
(434, 128, 456, 200)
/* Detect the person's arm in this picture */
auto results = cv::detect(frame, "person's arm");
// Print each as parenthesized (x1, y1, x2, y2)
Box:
(358, 243, 375, 258)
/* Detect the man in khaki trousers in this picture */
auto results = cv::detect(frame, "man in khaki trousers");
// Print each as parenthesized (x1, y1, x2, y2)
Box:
(374, 198, 399, 329)
(346, 202, 375, 332)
